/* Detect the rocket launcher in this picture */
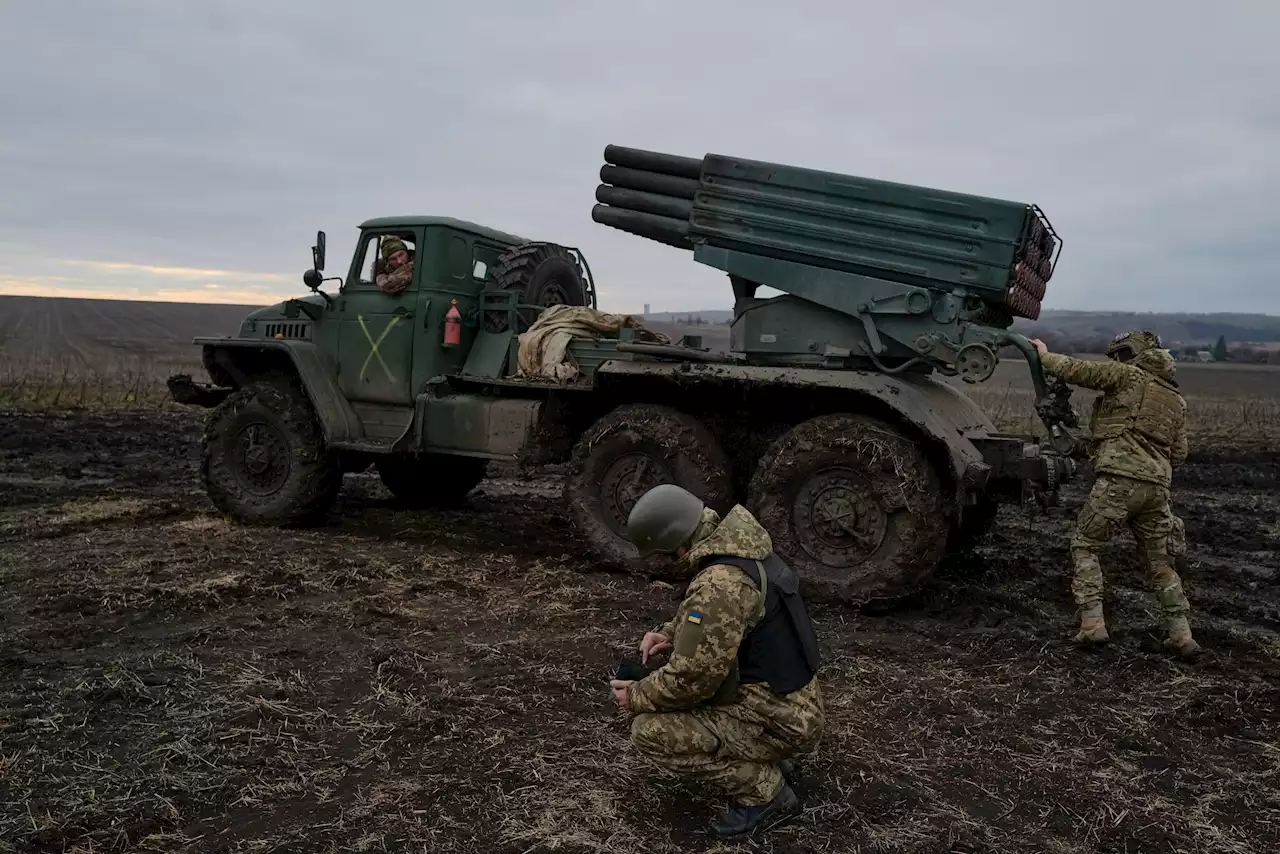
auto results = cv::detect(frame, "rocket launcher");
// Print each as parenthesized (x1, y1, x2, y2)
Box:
(591, 144, 1071, 432)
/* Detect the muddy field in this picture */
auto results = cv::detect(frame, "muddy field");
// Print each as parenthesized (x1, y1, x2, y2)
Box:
(2, 410, 1279, 854)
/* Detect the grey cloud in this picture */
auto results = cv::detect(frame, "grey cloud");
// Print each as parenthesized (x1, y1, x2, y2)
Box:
(1, 0, 1277, 313)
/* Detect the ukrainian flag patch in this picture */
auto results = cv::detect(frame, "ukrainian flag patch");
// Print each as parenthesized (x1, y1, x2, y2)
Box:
(687, 610, 703, 624)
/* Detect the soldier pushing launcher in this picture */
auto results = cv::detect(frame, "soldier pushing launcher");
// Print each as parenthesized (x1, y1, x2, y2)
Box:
(608, 484, 825, 839)
(1032, 331, 1201, 658)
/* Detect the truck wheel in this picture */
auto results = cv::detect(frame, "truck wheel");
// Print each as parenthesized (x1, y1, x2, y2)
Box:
(949, 495, 999, 553)
(748, 413, 948, 605)
(566, 403, 732, 570)
(488, 243, 587, 330)
(376, 454, 488, 507)
(201, 379, 341, 525)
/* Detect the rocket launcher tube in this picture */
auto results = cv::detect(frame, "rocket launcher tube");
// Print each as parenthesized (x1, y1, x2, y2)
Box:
(599, 165, 700, 201)
(603, 144, 704, 179)
(595, 185, 694, 221)
(591, 205, 693, 250)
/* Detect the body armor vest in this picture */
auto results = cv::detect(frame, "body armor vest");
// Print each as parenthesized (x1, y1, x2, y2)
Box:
(699, 553, 820, 695)
(1090, 369, 1183, 452)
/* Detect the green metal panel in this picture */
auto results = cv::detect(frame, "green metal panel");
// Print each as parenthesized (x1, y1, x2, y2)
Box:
(418, 394, 543, 458)
(410, 228, 511, 393)
(697, 245, 934, 336)
(193, 337, 364, 444)
(566, 338, 622, 375)
(461, 328, 515, 378)
(349, 402, 414, 446)
(690, 154, 1028, 293)
(334, 225, 422, 406)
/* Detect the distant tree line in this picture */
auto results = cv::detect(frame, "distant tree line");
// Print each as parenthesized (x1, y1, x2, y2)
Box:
(1011, 331, 1280, 364)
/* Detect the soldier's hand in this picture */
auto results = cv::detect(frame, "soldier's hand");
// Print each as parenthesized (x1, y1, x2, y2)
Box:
(1030, 338, 1048, 355)
(639, 631, 671, 664)
(609, 679, 634, 711)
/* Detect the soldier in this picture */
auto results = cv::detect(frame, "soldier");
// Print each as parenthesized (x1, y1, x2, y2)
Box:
(608, 483, 824, 838)
(1030, 332, 1201, 657)
(375, 236, 413, 295)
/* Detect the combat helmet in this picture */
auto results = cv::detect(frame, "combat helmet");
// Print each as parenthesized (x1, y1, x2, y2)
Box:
(1106, 330, 1162, 362)
(627, 483, 704, 557)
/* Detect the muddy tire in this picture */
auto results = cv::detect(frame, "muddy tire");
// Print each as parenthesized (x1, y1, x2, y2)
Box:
(487, 243, 587, 330)
(566, 403, 732, 570)
(950, 494, 1000, 552)
(748, 413, 948, 605)
(376, 454, 488, 508)
(201, 379, 341, 525)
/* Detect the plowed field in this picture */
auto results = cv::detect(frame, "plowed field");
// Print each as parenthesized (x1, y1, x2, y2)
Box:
(2, 410, 1278, 853)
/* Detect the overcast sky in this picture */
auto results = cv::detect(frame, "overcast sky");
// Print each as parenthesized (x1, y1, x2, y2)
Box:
(1, 1, 1277, 315)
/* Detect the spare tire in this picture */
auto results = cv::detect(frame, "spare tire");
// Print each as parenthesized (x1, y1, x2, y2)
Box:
(489, 243, 588, 329)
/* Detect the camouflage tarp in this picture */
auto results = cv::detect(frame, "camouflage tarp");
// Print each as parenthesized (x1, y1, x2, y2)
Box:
(516, 305, 669, 383)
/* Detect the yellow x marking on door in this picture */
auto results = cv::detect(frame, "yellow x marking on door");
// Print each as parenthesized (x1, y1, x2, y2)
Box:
(358, 314, 400, 383)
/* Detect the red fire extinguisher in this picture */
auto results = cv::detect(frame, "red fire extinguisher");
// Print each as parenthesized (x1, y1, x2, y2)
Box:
(443, 299, 462, 347)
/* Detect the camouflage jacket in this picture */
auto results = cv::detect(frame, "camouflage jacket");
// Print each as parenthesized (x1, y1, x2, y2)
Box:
(375, 260, 413, 295)
(627, 505, 822, 727)
(1041, 349, 1188, 486)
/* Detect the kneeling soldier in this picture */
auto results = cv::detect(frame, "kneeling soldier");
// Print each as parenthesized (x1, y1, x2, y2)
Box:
(609, 484, 824, 838)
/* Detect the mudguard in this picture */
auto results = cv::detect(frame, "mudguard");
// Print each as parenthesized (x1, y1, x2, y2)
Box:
(596, 359, 996, 508)
(194, 337, 364, 445)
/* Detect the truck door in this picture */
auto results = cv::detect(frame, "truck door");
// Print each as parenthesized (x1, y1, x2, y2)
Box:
(336, 230, 419, 405)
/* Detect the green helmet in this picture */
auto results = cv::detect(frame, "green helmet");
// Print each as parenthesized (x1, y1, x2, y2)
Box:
(627, 483, 704, 557)
(1106, 330, 1162, 362)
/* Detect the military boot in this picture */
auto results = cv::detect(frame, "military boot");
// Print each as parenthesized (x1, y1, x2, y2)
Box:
(710, 782, 798, 839)
(1163, 615, 1202, 658)
(1073, 602, 1110, 645)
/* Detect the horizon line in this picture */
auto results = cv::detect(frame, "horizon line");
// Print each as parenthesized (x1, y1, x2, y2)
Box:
(0, 291, 1276, 320)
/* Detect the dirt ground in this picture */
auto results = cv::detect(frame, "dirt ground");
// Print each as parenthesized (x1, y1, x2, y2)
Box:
(1, 410, 1278, 854)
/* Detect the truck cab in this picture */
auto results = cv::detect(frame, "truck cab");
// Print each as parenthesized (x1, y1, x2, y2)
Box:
(170, 216, 596, 524)
(322, 218, 524, 406)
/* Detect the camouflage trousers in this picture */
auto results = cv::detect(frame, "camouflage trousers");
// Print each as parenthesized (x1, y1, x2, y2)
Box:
(630, 678, 823, 805)
(1070, 473, 1190, 616)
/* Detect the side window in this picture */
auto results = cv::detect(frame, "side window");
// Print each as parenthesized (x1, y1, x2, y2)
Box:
(353, 232, 416, 290)
(473, 245, 502, 284)
(357, 234, 380, 285)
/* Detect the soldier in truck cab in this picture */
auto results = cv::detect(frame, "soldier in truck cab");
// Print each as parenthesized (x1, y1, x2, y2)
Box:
(375, 235, 414, 295)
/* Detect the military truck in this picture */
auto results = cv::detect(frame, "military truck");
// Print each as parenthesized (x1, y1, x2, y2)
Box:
(168, 145, 1079, 604)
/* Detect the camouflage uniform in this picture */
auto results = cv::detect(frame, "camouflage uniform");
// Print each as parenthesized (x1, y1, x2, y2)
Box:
(375, 236, 413, 295)
(626, 505, 825, 806)
(1041, 334, 1199, 654)
(1167, 512, 1187, 561)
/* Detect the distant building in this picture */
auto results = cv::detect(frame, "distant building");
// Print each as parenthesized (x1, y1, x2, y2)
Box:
(643, 303, 650, 316)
